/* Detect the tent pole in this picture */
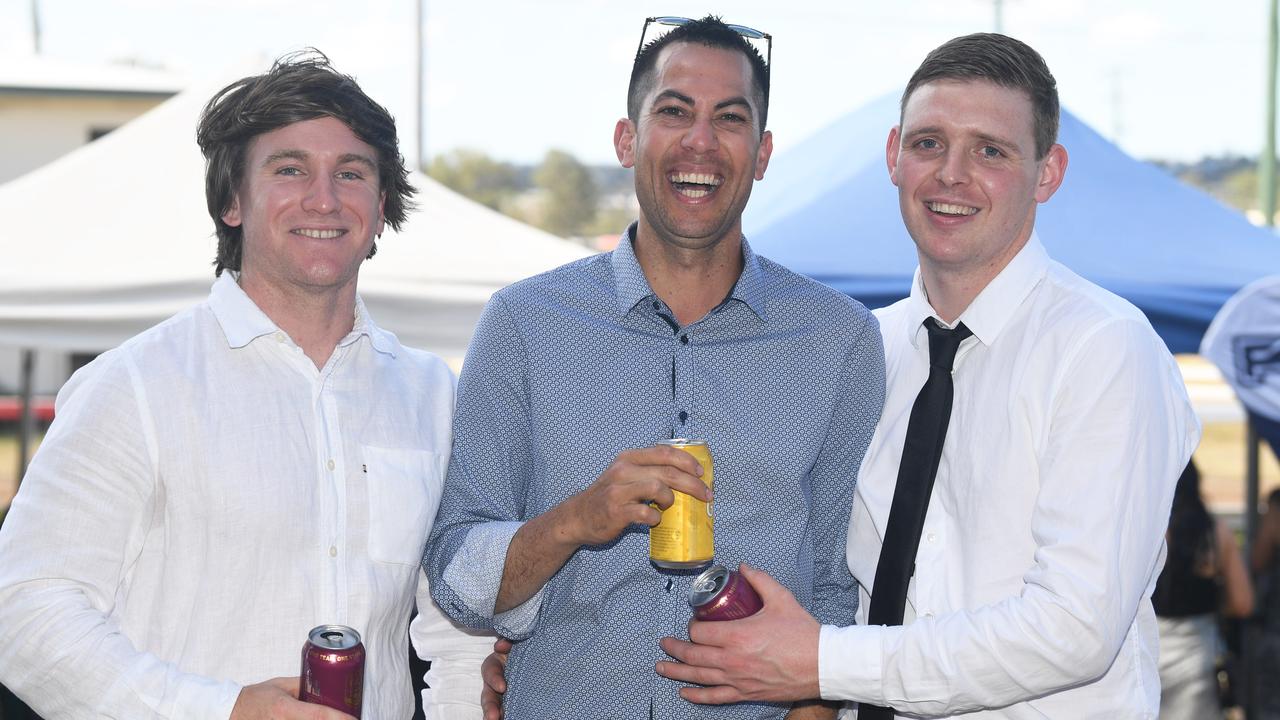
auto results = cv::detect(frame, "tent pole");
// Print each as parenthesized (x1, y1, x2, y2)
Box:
(1244, 419, 1261, 719)
(17, 349, 35, 488)
(1247, 420, 1261, 557)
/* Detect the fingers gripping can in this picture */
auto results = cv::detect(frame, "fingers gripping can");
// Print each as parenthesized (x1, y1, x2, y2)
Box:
(300, 624, 365, 717)
(649, 438, 714, 569)
(689, 565, 764, 621)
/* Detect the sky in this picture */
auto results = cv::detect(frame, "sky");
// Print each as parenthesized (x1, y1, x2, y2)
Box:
(0, 0, 1268, 167)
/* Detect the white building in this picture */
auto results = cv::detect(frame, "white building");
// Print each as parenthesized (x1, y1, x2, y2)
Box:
(1, 56, 182, 396)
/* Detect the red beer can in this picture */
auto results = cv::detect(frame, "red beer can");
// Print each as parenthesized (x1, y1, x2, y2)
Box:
(689, 565, 764, 621)
(300, 624, 365, 717)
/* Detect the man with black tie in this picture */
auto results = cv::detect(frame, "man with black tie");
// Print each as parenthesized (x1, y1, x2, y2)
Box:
(657, 32, 1200, 718)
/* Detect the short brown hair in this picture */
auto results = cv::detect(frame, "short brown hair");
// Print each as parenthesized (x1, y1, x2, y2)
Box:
(902, 33, 1059, 159)
(196, 50, 416, 275)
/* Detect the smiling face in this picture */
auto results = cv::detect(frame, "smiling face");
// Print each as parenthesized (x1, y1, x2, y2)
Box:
(221, 116, 385, 303)
(615, 42, 772, 253)
(888, 79, 1066, 285)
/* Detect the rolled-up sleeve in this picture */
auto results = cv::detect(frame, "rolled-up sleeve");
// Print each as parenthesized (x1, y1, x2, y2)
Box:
(424, 295, 547, 639)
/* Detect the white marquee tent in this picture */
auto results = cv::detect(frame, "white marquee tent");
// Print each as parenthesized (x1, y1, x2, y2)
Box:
(0, 76, 591, 363)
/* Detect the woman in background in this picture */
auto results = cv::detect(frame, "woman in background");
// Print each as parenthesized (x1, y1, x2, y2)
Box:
(1252, 488, 1280, 719)
(1153, 461, 1254, 720)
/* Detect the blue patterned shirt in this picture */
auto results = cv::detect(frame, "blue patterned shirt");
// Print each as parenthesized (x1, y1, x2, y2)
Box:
(424, 228, 885, 719)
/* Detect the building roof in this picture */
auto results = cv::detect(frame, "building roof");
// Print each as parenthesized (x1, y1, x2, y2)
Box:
(0, 54, 183, 98)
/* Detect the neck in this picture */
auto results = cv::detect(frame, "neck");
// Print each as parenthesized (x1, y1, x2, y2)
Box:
(632, 221, 744, 327)
(918, 269, 982, 325)
(920, 232, 1033, 324)
(238, 273, 358, 369)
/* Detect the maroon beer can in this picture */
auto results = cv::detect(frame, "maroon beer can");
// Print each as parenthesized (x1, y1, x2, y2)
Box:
(300, 624, 365, 717)
(689, 565, 764, 621)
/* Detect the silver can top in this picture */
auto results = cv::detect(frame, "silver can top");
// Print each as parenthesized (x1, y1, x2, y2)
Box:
(307, 624, 362, 650)
(688, 564, 730, 608)
(658, 438, 708, 448)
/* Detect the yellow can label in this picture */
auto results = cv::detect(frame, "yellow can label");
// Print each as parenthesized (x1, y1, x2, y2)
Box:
(650, 440, 714, 567)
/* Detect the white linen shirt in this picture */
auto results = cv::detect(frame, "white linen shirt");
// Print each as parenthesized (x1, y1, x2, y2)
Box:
(820, 236, 1201, 718)
(0, 273, 491, 720)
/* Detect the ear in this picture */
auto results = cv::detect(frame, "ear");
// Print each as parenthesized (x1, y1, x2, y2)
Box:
(221, 194, 243, 228)
(1034, 143, 1068, 203)
(753, 130, 773, 181)
(614, 118, 637, 168)
(885, 126, 902, 187)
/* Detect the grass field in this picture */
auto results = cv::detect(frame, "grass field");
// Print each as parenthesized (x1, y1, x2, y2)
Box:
(0, 432, 42, 511)
(1195, 421, 1280, 512)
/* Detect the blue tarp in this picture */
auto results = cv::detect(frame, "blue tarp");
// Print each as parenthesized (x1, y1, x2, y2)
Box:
(744, 92, 1280, 354)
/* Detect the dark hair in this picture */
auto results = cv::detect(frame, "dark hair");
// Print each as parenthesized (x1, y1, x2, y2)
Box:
(902, 33, 1058, 159)
(628, 15, 770, 134)
(196, 49, 416, 275)
(1166, 461, 1215, 578)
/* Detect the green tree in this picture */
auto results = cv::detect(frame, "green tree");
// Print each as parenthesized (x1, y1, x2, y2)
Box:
(1220, 166, 1258, 214)
(426, 149, 520, 211)
(533, 149, 599, 237)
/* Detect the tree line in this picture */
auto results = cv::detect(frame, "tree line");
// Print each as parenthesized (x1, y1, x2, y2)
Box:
(426, 149, 636, 243)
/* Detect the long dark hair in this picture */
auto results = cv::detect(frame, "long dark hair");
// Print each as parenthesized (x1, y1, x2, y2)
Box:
(1166, 461, 1215, 576)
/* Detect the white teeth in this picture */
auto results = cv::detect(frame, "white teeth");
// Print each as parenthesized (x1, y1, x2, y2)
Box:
(295, 228, 344, 239)
(668, 172, 723, 187)
(679, 188, 711, 198)
(927, 202, 978, 216)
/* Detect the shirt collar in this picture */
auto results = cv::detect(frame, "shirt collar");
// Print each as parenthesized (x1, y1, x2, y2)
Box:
(609, 223, 768, 321)
(905, 232, 1050, 349)
(208, 272, 399, 357)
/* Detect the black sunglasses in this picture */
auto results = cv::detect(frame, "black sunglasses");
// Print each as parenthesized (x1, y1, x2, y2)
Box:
(635, 16, 772, 73)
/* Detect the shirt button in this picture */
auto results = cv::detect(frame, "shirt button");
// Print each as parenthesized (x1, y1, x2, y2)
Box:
(678, 410, 688, 424)
(680, 334, 689, 345)
(923, 611, 935, 618)
(327, 459, 336, 471)
(926, 532, 937, 543)
(652, 301, 661, 310)
(274, 332, 286, 343)
(329, 545, 337, 557)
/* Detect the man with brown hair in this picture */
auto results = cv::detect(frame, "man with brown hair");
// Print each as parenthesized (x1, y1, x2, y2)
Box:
(658, 33, 1199, 718)
(0, 52, 489, 719)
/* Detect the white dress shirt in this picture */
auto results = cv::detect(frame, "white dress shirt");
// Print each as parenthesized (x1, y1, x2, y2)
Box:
(0, 273, 491, 720)
(819, 236, 1201, 718)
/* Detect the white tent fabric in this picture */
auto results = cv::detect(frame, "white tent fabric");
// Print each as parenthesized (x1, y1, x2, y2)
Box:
(0, 78, 590, 359)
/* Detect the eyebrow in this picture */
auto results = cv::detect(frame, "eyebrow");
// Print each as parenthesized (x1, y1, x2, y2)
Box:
(261, 150, 379, 172)
(652, 90, 755, 118)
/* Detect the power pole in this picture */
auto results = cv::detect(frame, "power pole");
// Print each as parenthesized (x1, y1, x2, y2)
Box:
(416, 0, 426, 171)
(30, 0, 41, 54)
(1264, 0, 1278, 227)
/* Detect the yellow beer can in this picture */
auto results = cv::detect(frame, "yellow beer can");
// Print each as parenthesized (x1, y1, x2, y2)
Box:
(649, 439, 714, 569)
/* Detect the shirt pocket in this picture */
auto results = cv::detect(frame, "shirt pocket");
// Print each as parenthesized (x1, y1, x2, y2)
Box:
(361, 446, 446, 566)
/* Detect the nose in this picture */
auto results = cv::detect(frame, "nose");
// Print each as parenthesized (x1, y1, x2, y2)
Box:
(935, 149, 969, 187)
(302, 174, 342, 214)
(681, 114, 719, 155)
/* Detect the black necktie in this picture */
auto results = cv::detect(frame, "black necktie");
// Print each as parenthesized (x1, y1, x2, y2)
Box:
(859, 318, 971, 720)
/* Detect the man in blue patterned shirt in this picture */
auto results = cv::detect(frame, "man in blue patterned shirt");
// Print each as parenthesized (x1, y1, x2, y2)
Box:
(424, 16, 885, 720)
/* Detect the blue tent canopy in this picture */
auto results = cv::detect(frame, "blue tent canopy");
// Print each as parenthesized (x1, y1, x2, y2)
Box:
(743, 92, 1280, 354)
